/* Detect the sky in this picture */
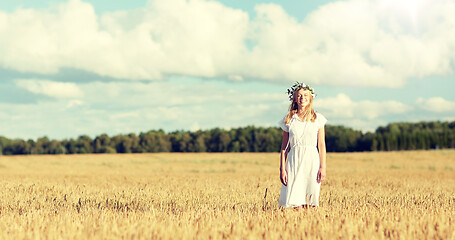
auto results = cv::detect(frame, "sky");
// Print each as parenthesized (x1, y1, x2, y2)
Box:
(0, 0, 454, 140)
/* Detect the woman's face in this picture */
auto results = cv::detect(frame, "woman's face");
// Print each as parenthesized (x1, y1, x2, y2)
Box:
(295, 89, 311, 108)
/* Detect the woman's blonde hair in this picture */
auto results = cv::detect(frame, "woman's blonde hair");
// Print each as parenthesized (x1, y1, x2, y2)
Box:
(284, 89, 316, 124)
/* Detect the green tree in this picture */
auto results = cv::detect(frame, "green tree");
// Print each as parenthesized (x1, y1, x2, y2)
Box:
(76, 135, 93, 154)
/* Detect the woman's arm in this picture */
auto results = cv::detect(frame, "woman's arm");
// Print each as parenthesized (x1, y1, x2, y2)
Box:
(280, 131, 289, 186)
(317, 127, 326, 183)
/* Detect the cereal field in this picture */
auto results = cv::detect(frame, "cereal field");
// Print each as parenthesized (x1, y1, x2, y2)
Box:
(0, 150, 454, 239)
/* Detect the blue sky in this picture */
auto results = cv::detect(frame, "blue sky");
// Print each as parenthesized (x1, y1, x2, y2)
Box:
(0, 0, 454, 140)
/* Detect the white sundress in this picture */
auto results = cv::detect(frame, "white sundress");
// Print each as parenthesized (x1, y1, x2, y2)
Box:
(278, 112, 327, 207)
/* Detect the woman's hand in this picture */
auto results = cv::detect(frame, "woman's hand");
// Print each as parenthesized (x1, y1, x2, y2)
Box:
(317, 167, 326, 183)
(280, 169, 288, 186)
(279, 131, 289, 186)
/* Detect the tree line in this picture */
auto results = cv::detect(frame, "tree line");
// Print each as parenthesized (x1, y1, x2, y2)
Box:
(1, 121, 454, 155)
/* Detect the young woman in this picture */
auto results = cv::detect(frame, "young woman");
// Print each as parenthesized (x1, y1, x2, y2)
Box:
(278, 82, 327, 209)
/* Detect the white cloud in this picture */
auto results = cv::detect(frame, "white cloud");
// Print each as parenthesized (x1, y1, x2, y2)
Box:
(228, 75, 244, 82)
(77, 79, 284, 110)
(0, 0, 455, 87)
(15, 79, 83, 98)
(443, 117, 455, 122)
(416, 97, 455, 112)
(109, 111, 141, 120)
(66, 99, 83, 108)
(0, 0, 249, 80)
(316, 93, 412, 120)
(190, 122, 200, 132)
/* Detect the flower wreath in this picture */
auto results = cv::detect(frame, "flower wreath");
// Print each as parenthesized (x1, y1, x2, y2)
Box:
(287, 82, 316, 101)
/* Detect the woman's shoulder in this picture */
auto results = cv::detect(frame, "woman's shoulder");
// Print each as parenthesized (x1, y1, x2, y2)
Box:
(315, 112, 325, 119)
(279, 114, 292, 132)
(315, 112, 327, 125)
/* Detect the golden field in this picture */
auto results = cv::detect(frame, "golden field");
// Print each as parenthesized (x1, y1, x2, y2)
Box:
(0, 150, 454, 239)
